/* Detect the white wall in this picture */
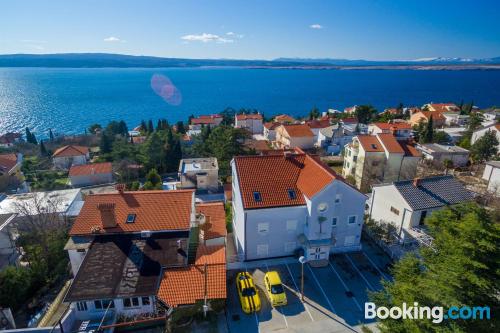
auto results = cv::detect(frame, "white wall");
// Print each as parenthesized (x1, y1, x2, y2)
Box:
(68, 249, 87, 276)
(70, 296, 155, 321)
(482, 165, 500, 195)
(370, 184, 412, 232)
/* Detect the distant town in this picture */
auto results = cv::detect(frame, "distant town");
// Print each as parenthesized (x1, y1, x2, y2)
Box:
(0, 101, 498, 332)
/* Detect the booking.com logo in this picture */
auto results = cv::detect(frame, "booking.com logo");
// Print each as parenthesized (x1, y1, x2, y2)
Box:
(365, 302, 491, 324)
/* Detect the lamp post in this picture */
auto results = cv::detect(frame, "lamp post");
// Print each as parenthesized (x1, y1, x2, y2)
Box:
(298, 255, 307, 302)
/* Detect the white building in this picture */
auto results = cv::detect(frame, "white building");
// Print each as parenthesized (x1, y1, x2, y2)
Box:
(0, 213, 18, 271)
(52, 145, 90, 170)
(416, 143, 470, 167)
(369, 176, 473, 241)
(235, 114, 264, 134)
(317, 124, 356, 155)
(482, 161, 500, 196)
(367, 122, 413, 139)
(231, 149, 367, 266)
(472, 124, 500, 152)
(263, 122, 280, 141)
(442, 113, 469, 126)
(178, 158, 219, 192)
(189, 115, 223, 131)
(275, 124, 315, 150)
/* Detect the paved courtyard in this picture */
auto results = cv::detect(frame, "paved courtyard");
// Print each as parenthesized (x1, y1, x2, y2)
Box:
(225, 240, 392, 333)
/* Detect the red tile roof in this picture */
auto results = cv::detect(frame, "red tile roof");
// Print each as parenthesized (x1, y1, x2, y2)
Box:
(196, 202, 227, 240)
(371, 122, 412, 130)
(0, 154, 19, 173)
(306, 119, 331, 129)
(400, 141, 422, 157)
(53, 145, 89, 158)
(281, 124, 314, 137)
(69, 190, 194, 235)
(428, 103, 459, 113)
(274, 114, 295, 123)
(376, 134, 405, 153)
(69, 162, 112, 177)
(0, 133, 22, 145)
(418, 111, 446, 120)
(157, 245, 226, 307)
(233, 151, 343, 209)
(190, 115, 222, 125)
(357, 135, 384, 152)
(264, 122, 280, 130)
(236, 114, 263, 121)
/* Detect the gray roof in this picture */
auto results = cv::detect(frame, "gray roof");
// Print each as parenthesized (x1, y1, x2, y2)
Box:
(394, 175, 473, 210)
(319, 125, 339, 138)
(418, 143, 469, 154)
(486, 161, 500, 168)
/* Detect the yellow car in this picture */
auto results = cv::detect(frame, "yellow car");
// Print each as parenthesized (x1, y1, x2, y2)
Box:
(236, 272, 261, 314)
(264, 271, 287, 307)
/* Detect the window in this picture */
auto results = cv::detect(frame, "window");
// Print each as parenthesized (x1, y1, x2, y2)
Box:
(353, 156, 357, 162)
(335, 194, 342, 204)
(286, 220, 297, 232)
(257, 223, 269, 235)
(141, 297, 150, 306)
(126, 214, 136, 223)
(285, 242, 296, 252)
(331, 217, 338, 227)
(287, 189, 297, 200)
(94, 300, 102, 309)
(95, 300, 114, 310)
(371, 144, 378, 149)
(77, 302, 87, 312)
(348, 216, 357, 224)
(123, 297, 140, 308)
(253, 191, 262, 202)
(257, 244, 269, 256)
(390, 206, 400, 215)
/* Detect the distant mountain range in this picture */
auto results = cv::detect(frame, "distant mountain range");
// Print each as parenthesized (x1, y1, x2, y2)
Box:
(0, 53, 499, 68)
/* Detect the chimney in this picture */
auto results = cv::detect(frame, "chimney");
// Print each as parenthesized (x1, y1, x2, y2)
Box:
(116, 183, 125, 194)
(413, 178, 422, 187)
(98, 203, 117, 229)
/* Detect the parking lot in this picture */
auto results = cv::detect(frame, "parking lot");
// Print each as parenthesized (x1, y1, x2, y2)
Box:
(226, 240, 393, 333)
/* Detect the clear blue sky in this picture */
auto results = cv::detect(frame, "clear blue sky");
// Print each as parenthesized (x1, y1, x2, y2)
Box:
(1, 0, 499, 60)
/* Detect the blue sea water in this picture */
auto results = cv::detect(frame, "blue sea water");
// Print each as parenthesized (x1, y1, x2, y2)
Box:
(0, 67, 499, 138)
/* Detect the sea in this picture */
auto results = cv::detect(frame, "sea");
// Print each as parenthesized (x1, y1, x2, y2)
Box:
(0, 67, 499, 138)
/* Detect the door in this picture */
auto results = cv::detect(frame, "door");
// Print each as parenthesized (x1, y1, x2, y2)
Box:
(419, 211, 428, 225)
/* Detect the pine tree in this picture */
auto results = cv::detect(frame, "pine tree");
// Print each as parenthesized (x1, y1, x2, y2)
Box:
(471, 130, 499, 163)
(424, 115, 434, 143)
(147, 120, 154, 133)
(156, 119, 162, 131)
(176, 121, 186, 134)
(141, 120, 147, 132)
(118, 120, 128, 137)
(40, 140, 47, 156)
(49, 129, 54, 142)
(25, 127, 33, 144)
(100, 132, 113, 154)
(30, 131, 38, 145)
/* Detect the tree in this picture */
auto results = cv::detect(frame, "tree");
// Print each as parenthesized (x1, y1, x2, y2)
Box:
(144, 132, 165, 171)
(370, 203, 499, 333)
(88, 123, 102, 135)
(355, 105, 377, 124)
(40, 140, 47, 156)
(100, 131, 113, 154)
(147, 119, 154, 133)
(443, 159, 453, 174)
(220, 107, 236, 125)
(433, 131, 450, 144)
(309, 106, 320, 120)
(424, 115, 434, 143)
(176, 121, 186, 134)
(140, 120, 147, 132)
(470, 130, 499, 163)
(49, 129, 55, 142)
(143, 168, 162, 190)
(25, 127, 37, 144)
(118, 120, 128, 137)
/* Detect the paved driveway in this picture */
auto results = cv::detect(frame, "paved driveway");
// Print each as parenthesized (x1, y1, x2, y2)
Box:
(225, 241, 392, 333)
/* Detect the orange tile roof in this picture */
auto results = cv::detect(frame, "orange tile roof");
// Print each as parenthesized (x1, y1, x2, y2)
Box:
(196, 202, 227, 240)
(236, 114, 263, 120)
(233, 151, 342, 209)
(69, 190, 194, 235)
(69, 162, 112, 177)
(0, 153, 19, 173)
(131, 136, 147, 144)
(371, 122, 412, 130)
(376, 134, 405, 154)
(429, 103, 459, 113)
(281, 124, 314, 137)
(264, 122, 280, 130)
(356, 135, 384, 152)
(191, 115, 222, 125)
(157, 245, 226, 307)
(306, 119, 331, 129)
(53, 145, 89, 157)
(400, 141, 422, 157)
(274, 114, 295, 123)
(419, 111, 446, 120)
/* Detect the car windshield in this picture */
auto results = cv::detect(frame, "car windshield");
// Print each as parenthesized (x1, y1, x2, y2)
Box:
(242, 287, 256, 297)
(271, 284, 284, 294)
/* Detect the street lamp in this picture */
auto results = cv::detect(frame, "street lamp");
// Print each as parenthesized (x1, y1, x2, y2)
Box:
(298, 255, 307, 302)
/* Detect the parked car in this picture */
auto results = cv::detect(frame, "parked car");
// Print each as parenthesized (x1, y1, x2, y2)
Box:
(236, 272, 261, 314)
(264, 271, 287, 307)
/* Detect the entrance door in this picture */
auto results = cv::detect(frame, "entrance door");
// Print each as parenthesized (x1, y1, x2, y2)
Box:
(419, 211, 428, 225)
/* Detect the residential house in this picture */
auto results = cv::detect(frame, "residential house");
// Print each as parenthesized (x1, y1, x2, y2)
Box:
(0, 133, 22, 148)
(178, 158, 219, 192)
(482, 110, 499, 122)
(69, 162, 114, 187)
(416, 143, 470, 167)
(442, 113, 469, 126)
(64, 189, 226, 323)
(196, 202, 227, 246)
(274, 114, 295, 124)
(344, 105, 358, 115)
(305, 119, 331, 143)
(0, 153, 25, 193)
(472, 124, 500, 151)
(275, 124, 314, 150)
(381, 108, 402, 116)
(263, 122, 280, 141)
(343, 134, 422, 192)
(231, 150, 367, 265)
(482, 161, 500, 195)
(189, 115, 223, 131)
(235, 113, 264, 134)
(317, 124, 356, 155)
(423, 103, 460, 113)
(369, 175, 473, 241)
(409, 111, 446, 128)
(368, 122, 413, 139)
(53, 145, 90, 169)
(437, 127, 467, 143)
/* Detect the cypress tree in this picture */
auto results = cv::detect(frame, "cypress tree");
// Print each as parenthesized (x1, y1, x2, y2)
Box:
(424, 115, 434, 143)
(156, 119, 162, 131)
(40, 140, 47, 156)
(141, 120, 147, 132)
(49, 129, 54, 142)
(147, 120, 154, 133)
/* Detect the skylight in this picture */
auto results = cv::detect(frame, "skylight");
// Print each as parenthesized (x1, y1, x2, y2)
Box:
(287, 189, 297, 199)
(253, 192, 262, 202)
(126, 214, 136, 223)
(371, 144, 378, 149)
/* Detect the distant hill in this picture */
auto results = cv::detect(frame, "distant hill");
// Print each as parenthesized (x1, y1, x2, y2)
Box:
(0, 53, 498, 68)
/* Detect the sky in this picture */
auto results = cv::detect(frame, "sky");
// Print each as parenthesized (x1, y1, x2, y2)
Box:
(1, 0, 499, 60)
